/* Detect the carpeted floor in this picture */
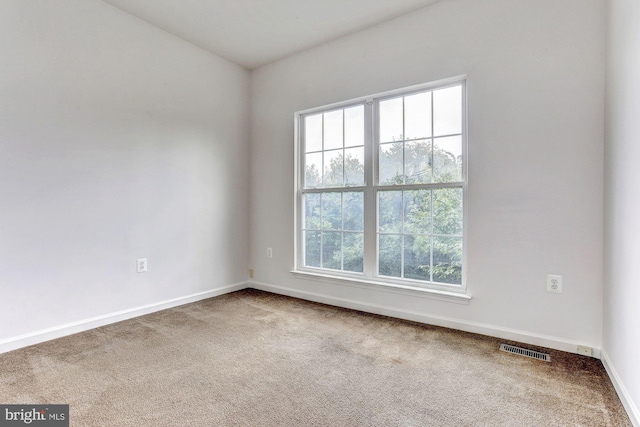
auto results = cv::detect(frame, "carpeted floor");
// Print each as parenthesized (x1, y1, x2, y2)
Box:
(0, 289, 631, 426)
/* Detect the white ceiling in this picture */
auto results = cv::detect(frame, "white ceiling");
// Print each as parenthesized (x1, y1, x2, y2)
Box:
(101, 0, 443, 70)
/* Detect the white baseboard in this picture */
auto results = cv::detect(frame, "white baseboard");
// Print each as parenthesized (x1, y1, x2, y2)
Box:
(5, 280, 629, 421)
(601, 350, 640, 427)
(249, 280, 601, 358)
(0, 282, 249, 355)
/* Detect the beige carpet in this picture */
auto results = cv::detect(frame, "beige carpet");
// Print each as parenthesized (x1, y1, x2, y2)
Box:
(0, 289, 631, 426)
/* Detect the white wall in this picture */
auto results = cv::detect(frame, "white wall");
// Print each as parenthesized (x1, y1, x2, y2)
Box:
(0, 0, 250, 345)
(603, 0, 640, 423)
(250, 0, 606, 352)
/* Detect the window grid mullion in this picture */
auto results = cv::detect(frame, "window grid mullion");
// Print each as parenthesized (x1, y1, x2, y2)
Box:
(363, 100, 376, 278)
(431, 90, 435, 183)
(318, 194, 323, 269)
(430, 89, 435, 281)
(401, 190, 406, 279)
(375, 182, 463, 191)
(401, 97, 406, 278)
(402, 96, 406, 185)
(302, 187, 367, 194)
(341, 193, 344, 271)
(322, 113, 326, 188)
(430, 188, 434, 283)
(342, 109, 346, 187)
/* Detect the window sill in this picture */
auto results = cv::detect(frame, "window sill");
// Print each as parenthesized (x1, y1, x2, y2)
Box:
(290, 270, 471, 305)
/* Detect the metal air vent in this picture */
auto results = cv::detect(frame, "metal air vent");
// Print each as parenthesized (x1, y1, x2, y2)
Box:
(500, 343, 551, 362)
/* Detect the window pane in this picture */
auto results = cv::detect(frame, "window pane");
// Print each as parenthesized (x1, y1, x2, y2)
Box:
(343, 192, 363, 231)
(304, 231, 321, 267)
(404, 235, 431, 281)
(433, 136, 462, 183)
(343, 232, 364, 273)
(404, 92, 432, 140)
(432, 236, 462, 284)
(324, 109, 343, 150)
(379, 97, 403, 143)
(433, 188, 463, 236)
(378, 234, 402, 277)
(321, 192, 342, 230)
(322, 232, 342, 270)
(378, 191, 402, 233)
(379, 142, 404, 185)
(344, 106, 364, 148)
(305, 152, 322, 189)
(304, 193, 321, 230)
(404, 139, 432, 184)
(304, 114, 322, 153)
(344, 147, 364, 186)
(433, 85, 462, 136)
(305, 114, 323, 153)
(404, 189, 431, 234)
(323, 150, 343, 187)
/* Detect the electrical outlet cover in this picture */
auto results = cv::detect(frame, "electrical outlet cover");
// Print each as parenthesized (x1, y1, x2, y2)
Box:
(546, 274, 562, 293)
(577, 345, 593, 357)
(137, 258, 147, 273)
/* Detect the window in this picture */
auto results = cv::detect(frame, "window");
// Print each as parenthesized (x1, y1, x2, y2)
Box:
(295, 77, 466, 292)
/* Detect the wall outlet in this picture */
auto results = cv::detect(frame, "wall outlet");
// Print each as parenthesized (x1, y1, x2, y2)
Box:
(546, 274, 562, 293)
(577, 345, 593, 357)
(249, 268, 254, 279)
(137, 258, 147, 273)
(267, 247, 273, 258)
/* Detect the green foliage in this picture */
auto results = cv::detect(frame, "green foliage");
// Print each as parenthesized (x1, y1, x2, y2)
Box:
(303, 139, 462, 284)
(303, 192, 363, 273)
(305, 151, 364, 189)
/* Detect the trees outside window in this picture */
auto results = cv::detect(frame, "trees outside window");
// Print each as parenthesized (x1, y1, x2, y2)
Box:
(297, 79, 465, 290)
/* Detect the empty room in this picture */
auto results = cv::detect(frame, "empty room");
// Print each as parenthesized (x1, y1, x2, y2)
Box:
(1, 0, 638, 425)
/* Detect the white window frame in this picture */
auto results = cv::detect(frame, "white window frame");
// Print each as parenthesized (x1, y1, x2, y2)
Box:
(293, 76, 469, 298)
